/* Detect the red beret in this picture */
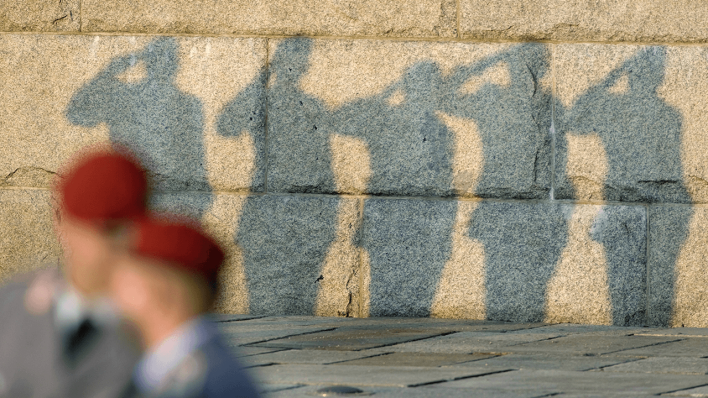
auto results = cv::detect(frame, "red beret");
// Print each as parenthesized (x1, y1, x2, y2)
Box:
(59, 150, 147, 224)
(133, 215, 224, 285)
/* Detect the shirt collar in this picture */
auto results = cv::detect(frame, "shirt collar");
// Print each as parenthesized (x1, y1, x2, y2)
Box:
(133, 316, 216, 393)
(54, 288, 120, 332)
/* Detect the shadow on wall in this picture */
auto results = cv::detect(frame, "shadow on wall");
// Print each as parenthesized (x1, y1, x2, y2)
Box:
(66, 37, 212, 218)
(218, 39, 339, 315)
(218, 39, 562, 318)
(555, 47, 690, 326)
(64, 37, 692, 326)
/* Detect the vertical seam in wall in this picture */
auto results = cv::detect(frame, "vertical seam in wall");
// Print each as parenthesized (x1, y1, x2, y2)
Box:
(263, 39, 270, 193)
(455, 0, 461, 39)
(549, 44, 556, 202)
(645, 203, 651, 325)
(357, 196, 365, 318)
(78, 0, 83, 32)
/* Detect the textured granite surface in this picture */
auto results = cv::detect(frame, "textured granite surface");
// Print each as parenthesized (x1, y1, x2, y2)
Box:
(1, 0, 79, 32)
(648, 205, 707, 328)
(265, 38, 552, 198)
(81, 0, 456, 37)
(1, 35, 266, 194)
(465, 202, 645, 325)
(0, 190, 60, 282)
(460, 0, 708, 43)
(554, 44, 691, 203)
(361, 198, 456, 317)
(233, 194, 358, 316)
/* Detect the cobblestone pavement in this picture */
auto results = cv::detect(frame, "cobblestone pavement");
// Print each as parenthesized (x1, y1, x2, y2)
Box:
(214, 315, 708, 397)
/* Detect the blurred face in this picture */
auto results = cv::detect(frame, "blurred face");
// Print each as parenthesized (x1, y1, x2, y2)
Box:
(109, 254, 165, 323)
(56, 212, 117, 298)
(109, 252, 213, 327)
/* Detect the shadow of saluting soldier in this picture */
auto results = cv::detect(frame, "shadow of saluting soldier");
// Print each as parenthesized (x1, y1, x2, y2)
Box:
(66, 37, 211, 218)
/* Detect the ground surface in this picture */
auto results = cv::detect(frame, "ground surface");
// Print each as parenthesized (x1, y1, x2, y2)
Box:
(214, 315, 708, 397)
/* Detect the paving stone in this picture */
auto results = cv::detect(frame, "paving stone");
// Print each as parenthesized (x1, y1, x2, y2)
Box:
(1, 35, 267, 194)
(507, 324, 645, 336)
(209, 314, 265, 323)
(367, 332, 564, 354)
(259, 384, 304, 395)
(1, 0, 80, 32)
(269, 385, 549, 398)
(509, 335, 680, 356)
(243, 349, 380, 365)
(637, 328, 708, 338)
(460, 353, 634, 371)
(335, 352, 497, 367)
(0, 190, 60, 282)
(666, 385, 708, 396)
(219, 323, 336, 346)
(253, 326, 453, 351)
(82, 0, 456, 38)
(649, 206, 708, 327)
(246, 316, 544, 333)
(228, 347, 287, 359)
(234, 195, 359, 316)
(601, 357, 708, 375)
(460, 0, 708, 43)
(251, 364, 510, 388)
(443, 369, 708, 395)
(613, 339, 708, 358)
(266, 38, 551, 199)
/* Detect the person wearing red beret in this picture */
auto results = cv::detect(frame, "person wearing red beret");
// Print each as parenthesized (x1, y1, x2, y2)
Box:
(0, 148, 147, 398)
(110, 215, 260, 398)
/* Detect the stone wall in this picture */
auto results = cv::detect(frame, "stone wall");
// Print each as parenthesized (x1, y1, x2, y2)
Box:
(2, 1, 708, 327)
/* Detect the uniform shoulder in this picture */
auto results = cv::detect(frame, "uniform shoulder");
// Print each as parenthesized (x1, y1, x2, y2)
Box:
(200, 336, 260, 398)
(0, 266, 63, 316)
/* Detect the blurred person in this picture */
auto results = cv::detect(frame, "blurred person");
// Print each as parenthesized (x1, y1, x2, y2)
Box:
(110, 215, 259, 398)
(0, 149, 147, 398)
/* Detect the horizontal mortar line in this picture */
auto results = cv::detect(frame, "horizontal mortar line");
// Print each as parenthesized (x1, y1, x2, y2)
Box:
(238, 327, 338, 347)
(213, 315, 267, 323)
(323, 351, 395, 365)
(234, 348, 292, 359)
(200, 190, 681, 207)
(595, 357, 646, 371)
(355, 330, 459, 352)
(499, 334, 568, 350)
(3, 185, 706, 208)
(0, 186, 52, 192)
(408, 368, 515, 388)
(598, 338, 685, 356)
(659, 382, 708, 396)
(243, 362, 277, 369)
(2, 30, 708, 47)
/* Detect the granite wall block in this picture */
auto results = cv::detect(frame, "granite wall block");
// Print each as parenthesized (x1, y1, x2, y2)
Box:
(232, 194, 359, 316)
(0, 189, 60, 282)
(1, 0, 79, 32)
(554, 44, 694, 204)
(361, 200, 646, 324)
(265, 38, 552, 199)
(0, 35, 266, 200)
(81, 0, 456, 38)
(460, 0, 708, 43)
(648, 205, 708, 327)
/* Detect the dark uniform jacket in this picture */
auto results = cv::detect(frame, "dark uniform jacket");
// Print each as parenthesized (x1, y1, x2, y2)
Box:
(0, 267, 141, 398)
(125, 318, 259, 398)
